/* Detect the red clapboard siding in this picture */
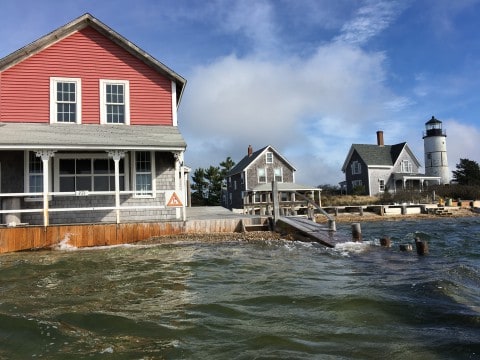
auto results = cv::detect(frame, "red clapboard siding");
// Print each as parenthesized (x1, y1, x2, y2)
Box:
(0, 27, 173, 125)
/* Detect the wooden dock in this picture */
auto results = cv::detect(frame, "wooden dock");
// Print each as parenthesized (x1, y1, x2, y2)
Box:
(275, 216, 339, 248)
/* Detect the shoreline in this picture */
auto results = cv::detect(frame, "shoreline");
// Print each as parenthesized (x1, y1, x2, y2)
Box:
(315, 207, 479, 223)
(140, 209, 479, 245)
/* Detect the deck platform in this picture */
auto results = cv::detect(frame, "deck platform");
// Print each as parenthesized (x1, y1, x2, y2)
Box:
(275, 216, 340, 248)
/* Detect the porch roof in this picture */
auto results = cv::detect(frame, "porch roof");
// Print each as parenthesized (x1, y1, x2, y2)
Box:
(0, 123, 186, 151)
(393, 173, 441, 182)
(250, 182, 320, 192)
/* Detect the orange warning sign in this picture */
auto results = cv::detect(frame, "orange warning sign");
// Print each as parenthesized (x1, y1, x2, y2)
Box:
(167, 192, 183, 207)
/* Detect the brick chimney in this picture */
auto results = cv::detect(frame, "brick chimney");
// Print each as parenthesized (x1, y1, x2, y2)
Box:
(248, 145, 253, 157)
(376, 131, 384, 146)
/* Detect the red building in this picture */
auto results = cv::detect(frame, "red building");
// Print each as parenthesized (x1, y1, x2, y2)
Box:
(0, 13, 187, 225)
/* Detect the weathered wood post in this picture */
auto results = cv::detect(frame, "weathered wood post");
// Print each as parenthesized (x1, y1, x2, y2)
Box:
(380, 236, 391, 247)
(415, 237, 429, 255)
(351, 223, 362, 242)
(272, 180, 279, 224)
(328, 219, 336, 232)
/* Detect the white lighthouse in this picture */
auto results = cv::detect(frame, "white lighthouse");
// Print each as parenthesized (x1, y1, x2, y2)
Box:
(423, 116, 450, 184)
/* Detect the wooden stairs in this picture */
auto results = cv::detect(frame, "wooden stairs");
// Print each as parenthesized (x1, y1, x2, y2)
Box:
(427, 207, 453, 216)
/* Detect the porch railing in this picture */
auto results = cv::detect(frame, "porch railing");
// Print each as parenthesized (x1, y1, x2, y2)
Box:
(0, 190, 177, 226)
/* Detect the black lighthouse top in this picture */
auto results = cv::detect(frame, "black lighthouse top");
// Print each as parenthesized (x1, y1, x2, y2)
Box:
(423, 116, 446, 138)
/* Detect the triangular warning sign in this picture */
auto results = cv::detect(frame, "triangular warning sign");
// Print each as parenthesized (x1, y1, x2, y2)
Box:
(167, 192, 183, 207)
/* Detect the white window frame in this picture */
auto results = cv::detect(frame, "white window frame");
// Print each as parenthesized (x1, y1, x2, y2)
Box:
(132, 151, 156, 198)
(351, 161, 361, 175)
(100, 79, 130, 125)
(401, 160, 413, 173)
(257, 168, 266, 183)
(379, 179, 385, 192)
(24, 151, 52, 201)
(274, 167, 283, 182)
(53, 153, 130, 193)
(266, 152, 273, 164)
(50, 77, 82, 124)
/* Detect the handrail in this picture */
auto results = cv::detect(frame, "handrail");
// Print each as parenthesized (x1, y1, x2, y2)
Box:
(293, 191, 334, 221)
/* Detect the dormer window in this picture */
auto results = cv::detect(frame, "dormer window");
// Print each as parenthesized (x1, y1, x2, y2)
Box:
(266, 152, 273, 164)
(50, 77, 82, 123)
(100, 80, 130, 124)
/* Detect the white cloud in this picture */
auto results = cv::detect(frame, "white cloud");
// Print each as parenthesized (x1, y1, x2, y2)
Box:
(180, 41, 400, 184)
(334, 0, 406, 45)
(444, 120, 480, 172)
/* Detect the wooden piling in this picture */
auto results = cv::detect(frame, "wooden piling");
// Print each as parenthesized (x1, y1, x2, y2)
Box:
(415, 237, 429, 255)
(380, 236, 391, 247)
(351, 223, 362, 242)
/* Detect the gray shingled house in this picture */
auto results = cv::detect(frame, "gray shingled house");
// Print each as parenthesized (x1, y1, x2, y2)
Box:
(342, 131, 441, 196)
(224, 145, 321, 214)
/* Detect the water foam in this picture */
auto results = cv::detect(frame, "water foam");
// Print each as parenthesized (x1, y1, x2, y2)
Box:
(52, 234, 77, 251)
(334, 241, 371, 256)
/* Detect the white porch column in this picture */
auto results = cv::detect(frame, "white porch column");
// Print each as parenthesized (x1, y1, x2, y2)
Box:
(173, 151, 185, 221)
(108, 150, 125, 224)
(36, 150, 56, 227)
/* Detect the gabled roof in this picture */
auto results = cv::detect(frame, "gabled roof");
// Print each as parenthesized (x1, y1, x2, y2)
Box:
(0, 13, 186, 105)
(227, 145, 296, 176)
(342, 142, 420, 171)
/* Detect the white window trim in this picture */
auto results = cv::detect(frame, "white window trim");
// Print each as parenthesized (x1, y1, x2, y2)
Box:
(24, 151, 52, 201)
(100, 79, 130, 125)
(274, 167, 283, 183)
(257, 168, 267, 183)
(132, 151, 156, 198)
(401, 160, 413, 173)
(379, 179, 385, 192)
(351, 161, 361, 175)
(171, 81, 178, 126)
(266, 152, 273, 164)
(53, 153, 130, 192)
(50, 77, 82, 124)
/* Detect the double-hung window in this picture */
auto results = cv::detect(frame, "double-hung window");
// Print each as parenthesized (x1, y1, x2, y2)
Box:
(257, 168, 266, 183)
(100, 80, 130, 124)
(50, 77, 81, 123)
(266, 152, 273, 164)
(379, 179, 385, 192)
(274, 168, 283, 182)
(351, 161, 361, 175)
(26, 151, 43, 194)
(134, 151, 154, 196)
(401, 160, 413, 173)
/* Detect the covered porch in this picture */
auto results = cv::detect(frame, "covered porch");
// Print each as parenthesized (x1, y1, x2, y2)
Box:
(0, 123, 187, 226)
(392, 173, 441, 192)
(242, 182, 322, 216)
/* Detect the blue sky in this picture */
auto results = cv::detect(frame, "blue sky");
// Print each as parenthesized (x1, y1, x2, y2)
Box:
(1, 0, 479, 185)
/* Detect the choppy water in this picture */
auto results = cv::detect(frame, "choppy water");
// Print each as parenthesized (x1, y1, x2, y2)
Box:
(0, 217, 479, 359)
